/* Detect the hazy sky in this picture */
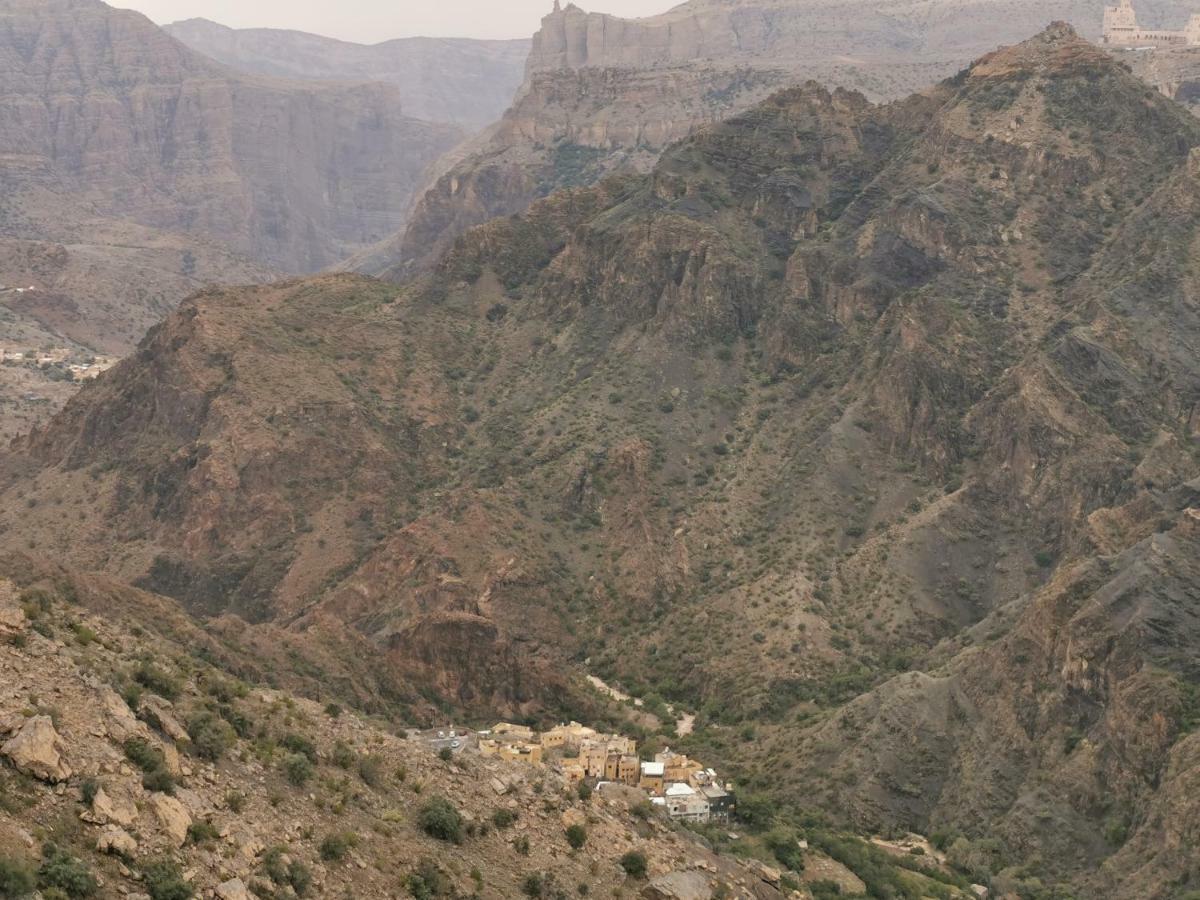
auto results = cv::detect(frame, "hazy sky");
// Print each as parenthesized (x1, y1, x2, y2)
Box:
(111, 0, 679, 42)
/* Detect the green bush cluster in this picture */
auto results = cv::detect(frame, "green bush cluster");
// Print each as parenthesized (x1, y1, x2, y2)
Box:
(419, 797, 464, 844)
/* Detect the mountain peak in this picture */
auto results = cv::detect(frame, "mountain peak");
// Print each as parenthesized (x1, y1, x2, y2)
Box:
(968, 20, 1116, 79)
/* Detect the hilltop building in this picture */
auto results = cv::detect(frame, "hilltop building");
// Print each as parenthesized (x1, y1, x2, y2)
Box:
(1102, 0, 1200, 46)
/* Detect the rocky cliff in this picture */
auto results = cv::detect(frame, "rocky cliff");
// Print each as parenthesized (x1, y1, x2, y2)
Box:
(164, 18, 529, 130)
(5, 23, 1200, 897)
(364, 0, 1172, 279)
(0, 558, 800, 900)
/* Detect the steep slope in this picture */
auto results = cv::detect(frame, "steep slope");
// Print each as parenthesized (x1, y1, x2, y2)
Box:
(0, 558, 796, 900)
(164, 18, 529, 130)
(363, 0, 1198, 279)
(5, 23, 1200, 896)
(0, 0, 462, 275)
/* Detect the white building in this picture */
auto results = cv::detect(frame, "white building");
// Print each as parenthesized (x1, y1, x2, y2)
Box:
(663, 782, 710, 823)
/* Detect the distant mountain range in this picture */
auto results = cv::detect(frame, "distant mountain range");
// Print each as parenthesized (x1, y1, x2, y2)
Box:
(358, 0, 1200, 280)
(164, 18, 530, 129)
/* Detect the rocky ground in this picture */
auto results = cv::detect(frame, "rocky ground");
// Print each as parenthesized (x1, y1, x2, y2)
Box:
(0, 563, 806, 900)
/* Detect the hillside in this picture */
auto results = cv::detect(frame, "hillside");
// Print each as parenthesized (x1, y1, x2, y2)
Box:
(360, 0, 1200, 279)
(4, 22, 1200, 897)
(0, 556, 815, 900)
(164, 18, 529, 130)
(0, 0, 463, 428)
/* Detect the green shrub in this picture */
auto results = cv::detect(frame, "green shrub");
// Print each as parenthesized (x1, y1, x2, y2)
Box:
(283, 753, 314, 787)
(324, 703, 342, 718)
(331, 741, 356, 770)
(406, 859, 447, 900)
(619, 852, 647, 879)
(123, 738, 176, 794)
(523, 873, 545, 898)
(419, 797, 464, 843)
(186, 711, 236, 761)
(514, 835, 531, 855)
(259, 847, 311, 895)
(438, 747, 453, 763)
(492, 808, 518, 829)
(576, 781, 592, 802)
(141, 859, 193, 900)
(187, 820, 220, 845)
(79, 779, 99, 806)
(37, 845, 97, 898)
(565, 824, 587, 850)
(0, 857, 36, 898)
(133, 662, 181, 700)
(280, 732, 317, 763)
(319, 831, 357, 863)
(358, 754, 384, 787)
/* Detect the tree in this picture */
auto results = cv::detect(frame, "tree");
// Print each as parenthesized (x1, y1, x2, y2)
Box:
(619, 851, 647, 879)
(565, 824, 587, 850)
(0, 857, 36, 898)
(418, 796, 464, 844)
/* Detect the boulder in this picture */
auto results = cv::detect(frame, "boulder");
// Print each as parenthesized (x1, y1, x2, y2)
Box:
(99, 688, 145, 743)
(151, 793, 192, 847)
(96, 824, 138, 857)
(90, 785, 139, 827)
(215, 878, 252, 900)
(140, 695, 190, 744)
(1, 715, 71, 782)
(0, 602, 25, 636)
(643, 871, 714, 900)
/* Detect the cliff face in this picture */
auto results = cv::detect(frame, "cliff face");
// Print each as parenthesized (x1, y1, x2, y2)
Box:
(164, 18, 530, 129)
(0, 0, 462, 275)
(365, 0, 1132, 279)
(7, 25, 1200, 894)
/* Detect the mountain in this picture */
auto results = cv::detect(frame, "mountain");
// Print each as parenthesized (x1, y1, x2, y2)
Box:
(164, 18, 530, 130)
(362, 0, 1200, 280)
(5, 22, 1200, 896)
(0, 0, 463, 429)
(0, 556, 810, 900)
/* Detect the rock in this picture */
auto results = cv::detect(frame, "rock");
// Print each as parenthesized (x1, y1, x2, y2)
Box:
(90, 785, 139, 827)
(140, 695, 190, 744)
(642, 871, 713, 900)
(96, 824, 138, 857)
(215, 879, 251, 900)
(151, 793, 192, 848)
(0, 601, 25, 636)
(99, 689, 145, 743)
(1, 715, 71, 782)
(746, 860, 781, 886)
(561, 808, 587, 830)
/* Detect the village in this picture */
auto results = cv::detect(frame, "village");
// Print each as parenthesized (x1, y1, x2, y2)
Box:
(469, 720, 735, 824)
(0, 346, 119, 382)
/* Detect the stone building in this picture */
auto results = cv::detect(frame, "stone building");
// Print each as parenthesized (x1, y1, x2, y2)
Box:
(1103, 0, 1200, 47)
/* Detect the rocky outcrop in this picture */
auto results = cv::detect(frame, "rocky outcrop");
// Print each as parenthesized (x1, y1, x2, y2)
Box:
(96, 825, 138, 858)
(363, 0, 1124, 279)
(164, 18, 529, 129)
(1, 716, 71, 783)
(150, 794, 192, 848)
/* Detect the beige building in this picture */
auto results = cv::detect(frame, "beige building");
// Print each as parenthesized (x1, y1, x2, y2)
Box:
(479, 738, 543, 766)
(656, 749, 703, 785)
(1103, 0, 1200, 47)
(639, 761, 665, 795)
(540, 721, 598, 750)
(492, 722, 536, 742)
(579, 735, 637, 778)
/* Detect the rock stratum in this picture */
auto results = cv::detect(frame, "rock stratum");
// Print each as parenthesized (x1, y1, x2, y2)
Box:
(5, 21, 1200, 898)
(164, 18, 530, 130)
(364, 0, 1200, 279)
(0, 0, 463, 427)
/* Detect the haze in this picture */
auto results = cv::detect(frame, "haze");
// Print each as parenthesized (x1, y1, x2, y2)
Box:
(110, 0, 679, 42)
